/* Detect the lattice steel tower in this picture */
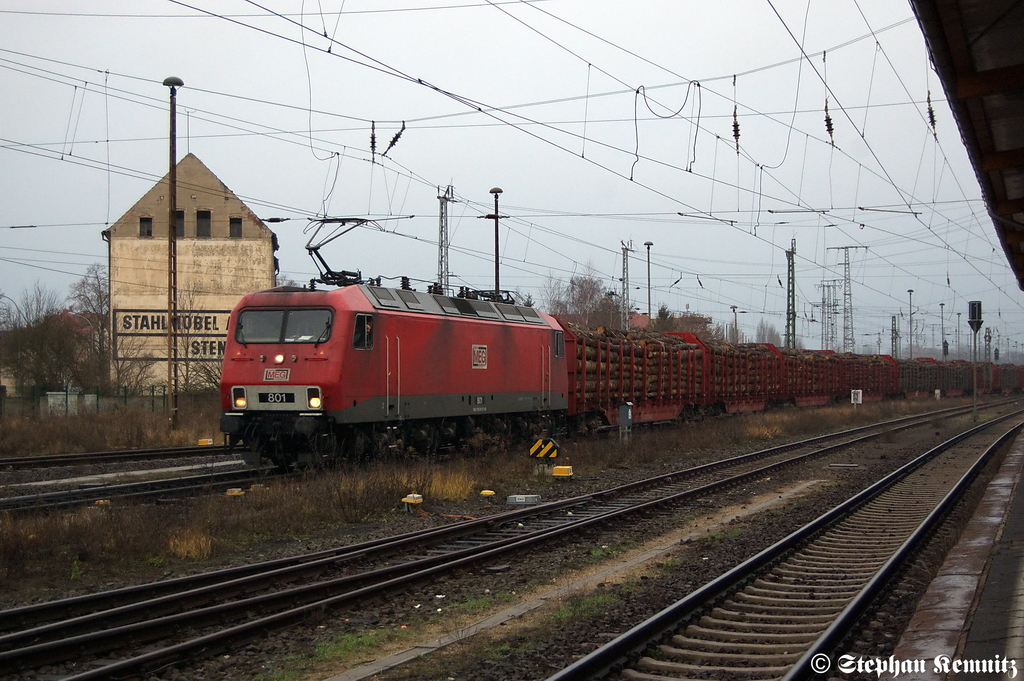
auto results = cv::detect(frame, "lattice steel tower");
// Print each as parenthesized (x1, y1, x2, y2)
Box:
(437, 185, 454, 294)
(891, 315, 900, 358)
(816, 279, 842, 351)
(620, 241, 634, 330)
(785, 239, 797, 348)
(827, 245, 867, 352)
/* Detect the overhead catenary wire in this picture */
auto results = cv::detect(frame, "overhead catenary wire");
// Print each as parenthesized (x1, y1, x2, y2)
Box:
(1, 5, 1020, 333)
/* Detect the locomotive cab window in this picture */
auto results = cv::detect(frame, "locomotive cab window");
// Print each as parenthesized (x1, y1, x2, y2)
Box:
(236, 309, 332, 344)
(353, 314, 374, 350)
(554, 330, 564, 358)
(284, 309, 332, 343)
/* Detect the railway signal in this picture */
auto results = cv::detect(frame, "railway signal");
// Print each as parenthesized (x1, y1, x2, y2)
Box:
(969, 300, 982, 420)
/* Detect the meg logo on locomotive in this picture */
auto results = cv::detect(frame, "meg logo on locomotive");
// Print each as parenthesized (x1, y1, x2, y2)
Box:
(472, 344, 488, 369)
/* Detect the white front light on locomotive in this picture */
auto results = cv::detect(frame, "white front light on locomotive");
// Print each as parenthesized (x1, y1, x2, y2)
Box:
(307, 387, 322, 410)
(274, 353, 285, 364)
(232, 386, 247, 409)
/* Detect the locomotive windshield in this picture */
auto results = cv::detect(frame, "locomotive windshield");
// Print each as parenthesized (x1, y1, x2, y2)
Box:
(236, 308, 333, 344)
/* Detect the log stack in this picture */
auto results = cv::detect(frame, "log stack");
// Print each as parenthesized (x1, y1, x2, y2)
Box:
(566, 323, 700, 402)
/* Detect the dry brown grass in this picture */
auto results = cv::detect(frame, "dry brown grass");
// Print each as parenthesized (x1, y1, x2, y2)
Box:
(559, 399, 933, 475)
(0, 392, 222, 456)
(169, 527, 213, 560)
(0, 398, 960, 589)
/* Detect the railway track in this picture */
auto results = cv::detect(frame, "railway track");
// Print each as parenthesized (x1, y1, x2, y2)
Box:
(545, 413, 1024, 681)
(0, 468, 276, 513)
(0, 402, 1009, 679)
(0, 444, 237, 470)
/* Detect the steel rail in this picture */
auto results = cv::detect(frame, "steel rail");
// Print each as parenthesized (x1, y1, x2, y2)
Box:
(0, 468, 276, 513)
(542, 410, 1024, 681)
(0, 445, 236, 470)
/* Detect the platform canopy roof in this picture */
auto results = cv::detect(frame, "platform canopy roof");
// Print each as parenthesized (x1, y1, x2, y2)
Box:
(909, 0, 1024, 290)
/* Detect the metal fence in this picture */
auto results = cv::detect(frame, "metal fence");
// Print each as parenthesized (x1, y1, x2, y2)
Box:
(0, 385, 191, 418)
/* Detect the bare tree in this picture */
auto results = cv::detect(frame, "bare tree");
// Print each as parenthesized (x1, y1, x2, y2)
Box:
(0, 283, 80, 392)
(174, 284, 222, 392)
(111, 333, 158, 396)
(542, 263, 623, 328)
(0, 289, 20, 330)
(755, 319, 782, 345)
(68, 264, 111, 391)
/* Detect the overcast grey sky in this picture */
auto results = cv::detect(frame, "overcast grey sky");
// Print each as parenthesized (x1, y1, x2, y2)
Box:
(0, 1, 1018, 354)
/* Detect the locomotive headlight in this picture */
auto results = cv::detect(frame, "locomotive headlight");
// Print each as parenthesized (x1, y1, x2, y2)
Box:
(232, 387, 247, 409)
(274, 354, 285, 364)
(307, 387, 322, 410)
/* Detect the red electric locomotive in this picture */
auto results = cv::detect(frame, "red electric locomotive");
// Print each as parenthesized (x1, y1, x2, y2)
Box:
(220, 284, 568, 469)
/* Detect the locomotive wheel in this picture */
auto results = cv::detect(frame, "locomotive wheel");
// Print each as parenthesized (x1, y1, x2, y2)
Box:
(309, 431, 339, 466)
(373, 429, 401, 458)
(345, 428, 372, 464)
(249, 435, 292, 473)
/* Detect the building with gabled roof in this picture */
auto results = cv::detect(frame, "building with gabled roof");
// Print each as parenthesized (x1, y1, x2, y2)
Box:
(103, 153, 278, 389)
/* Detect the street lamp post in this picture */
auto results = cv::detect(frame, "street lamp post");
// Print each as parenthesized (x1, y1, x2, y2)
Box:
(164, 76, 183, 429)
(731, 305, 739, 344)
(940, 302, 946, 358)
(644, 241, 653, 322)
(0, 293, 23, 328)
(907, 289, 914, 359)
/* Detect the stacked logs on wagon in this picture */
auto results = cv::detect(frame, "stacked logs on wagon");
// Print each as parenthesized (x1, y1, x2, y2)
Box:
(942, 361, 972, 392)
(896, 358, 937, 392)
(841, 353, 897, 391)
(697, 337, 777, 395)
(567, 323, 700, 400)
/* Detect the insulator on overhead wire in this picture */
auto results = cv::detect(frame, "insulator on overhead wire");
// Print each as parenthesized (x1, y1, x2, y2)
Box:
(927, 91, 937, 135)
(370, 121, 377, 160)
(382, 121, 406, 158)
(732, 105, 740, 152)
(824, 101, 834, 145)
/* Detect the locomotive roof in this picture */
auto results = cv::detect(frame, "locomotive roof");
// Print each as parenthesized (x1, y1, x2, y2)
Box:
(245, 284, 551, 326)
(359, 285, 550, 326)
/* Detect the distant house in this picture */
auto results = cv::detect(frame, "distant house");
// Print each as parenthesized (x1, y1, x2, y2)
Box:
(0, 366, 13, 398)
(103, 154, 278, 388)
